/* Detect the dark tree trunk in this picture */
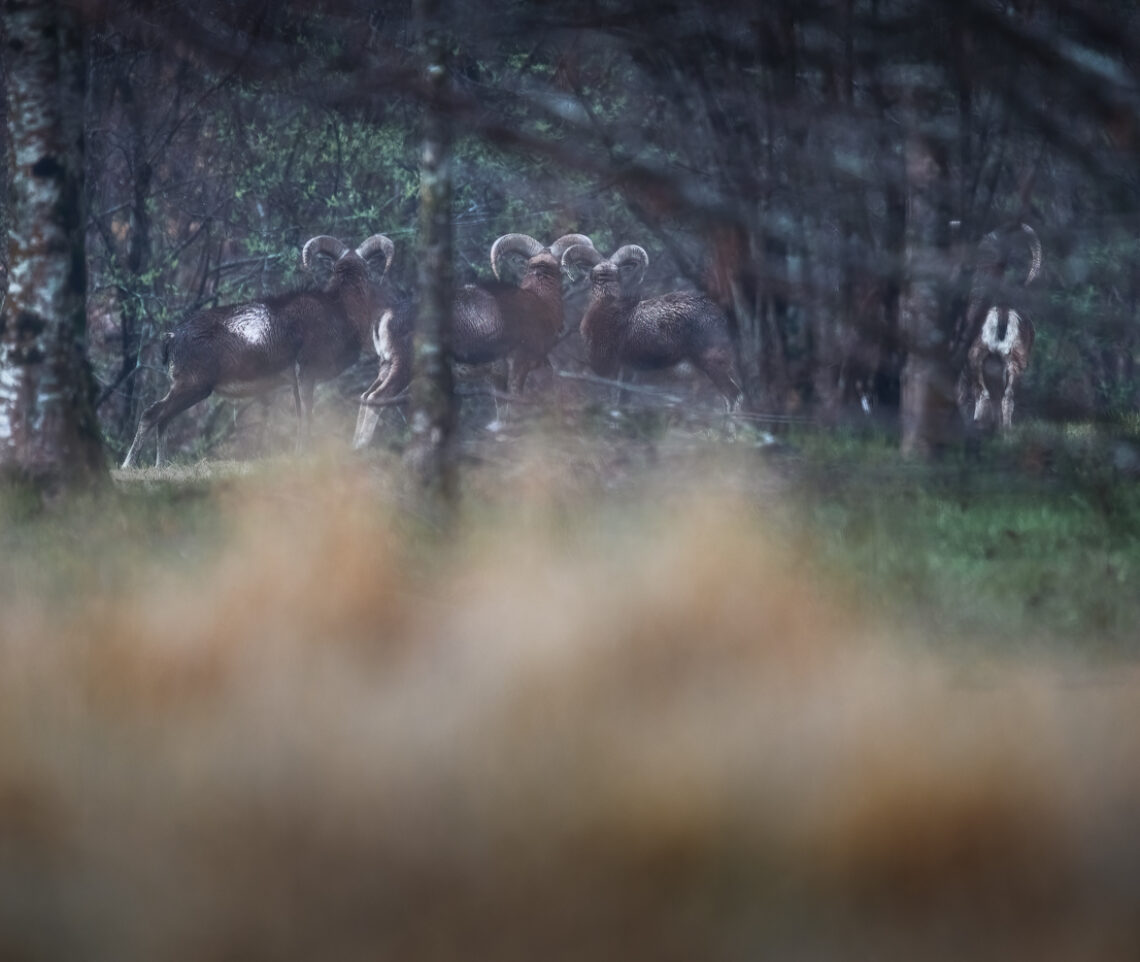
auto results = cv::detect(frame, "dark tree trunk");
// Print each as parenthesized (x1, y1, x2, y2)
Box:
(815, 1, 858, 424)
(759, 232, 793, 411)
(878, 141, 907, 414)
(114, 67, 153, 441)
(405, 0, 456, 516)
(0, 0, 105, 493)
(898, 125, 964, 457)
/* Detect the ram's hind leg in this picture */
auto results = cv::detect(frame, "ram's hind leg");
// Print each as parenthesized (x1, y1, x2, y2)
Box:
(252, 395, 275, 456)
(121, 413, 154, 469)
(969, 355, 994, 430)
(485, 360, 511, 433)
(121, 381, 212, 468)
(1000, 364, 1022, 430)
(496, 352, 545, 429)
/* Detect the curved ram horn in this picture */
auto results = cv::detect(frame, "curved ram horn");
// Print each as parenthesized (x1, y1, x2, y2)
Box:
(560, 242, 603, 276)
(490, 233, 544, 280)
(611, 244, 650, 288)
(548, 233, 595, 260)
(301, 235, 349, 272)
(356, 234, 395, 279)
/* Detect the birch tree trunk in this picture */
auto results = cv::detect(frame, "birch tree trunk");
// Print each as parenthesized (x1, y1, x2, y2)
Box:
(404, 0, 456, 516)
(0, 0, 105, 492)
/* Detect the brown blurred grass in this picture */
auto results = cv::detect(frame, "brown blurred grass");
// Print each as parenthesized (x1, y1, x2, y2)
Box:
(2, 441, 1139, 961)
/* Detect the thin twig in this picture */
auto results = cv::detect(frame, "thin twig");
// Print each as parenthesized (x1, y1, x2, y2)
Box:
(95, 363, 141, 409)
(455, 386, 541, 404)
(555, 369, 686, 404)
(732, 410, 817, 424)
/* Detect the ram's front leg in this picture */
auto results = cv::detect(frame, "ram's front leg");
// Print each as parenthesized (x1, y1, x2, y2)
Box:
(295, 369, 317, 454)
(353, 361, 389, 451)
(353, 357, 409, 450)
(495, 351, 541, 429)
(482, 360, 510, 433)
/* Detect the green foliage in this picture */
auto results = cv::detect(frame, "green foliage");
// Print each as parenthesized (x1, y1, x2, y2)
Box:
(209, 97, 421, 296)
(1026, 233, 1140, 421)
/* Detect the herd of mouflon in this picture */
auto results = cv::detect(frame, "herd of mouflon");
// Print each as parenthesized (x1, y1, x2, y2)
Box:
(120, 222, 1043, 467)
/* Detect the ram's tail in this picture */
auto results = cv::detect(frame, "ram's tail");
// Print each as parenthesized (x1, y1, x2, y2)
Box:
(159, 331, 176, 369)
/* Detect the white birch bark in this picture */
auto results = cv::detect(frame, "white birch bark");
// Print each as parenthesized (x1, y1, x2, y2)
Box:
(0, 0, 105, 488)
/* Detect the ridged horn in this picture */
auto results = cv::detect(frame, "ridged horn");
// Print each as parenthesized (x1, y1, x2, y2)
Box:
(611, 244, 649, 287)
(560, 243, 603, 272)
(356, 234, 395, 279)
(301, 235, 348, 272)
(490, 233, 544, 280)
(548, 234, 595, 261)
(1021, 223, 1042, 286)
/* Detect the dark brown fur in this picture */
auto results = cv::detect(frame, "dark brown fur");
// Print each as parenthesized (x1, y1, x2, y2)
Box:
(122, 235, 391, 467)
(353, 234, 592, 447)
(570, 245, 743, 412)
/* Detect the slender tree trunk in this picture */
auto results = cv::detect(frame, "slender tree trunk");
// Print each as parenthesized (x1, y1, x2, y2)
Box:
(0, 66, 7, 286)
(114, 67, 153, 442)
(878, 137, 907, 413)
(0, 0, 105, 492)
(405, 0, 456, 516)
(815, 0, 857, 424)
(899, 125, 963, 457)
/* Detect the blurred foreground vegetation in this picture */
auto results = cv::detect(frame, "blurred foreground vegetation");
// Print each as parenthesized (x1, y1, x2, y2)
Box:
(2, 423, 1140, 960)
(3, 418, 1138, 659)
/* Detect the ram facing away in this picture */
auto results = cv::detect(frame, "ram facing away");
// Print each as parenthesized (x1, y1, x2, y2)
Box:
(958, 223, 1043, 433)
(121, 234, 394, 468)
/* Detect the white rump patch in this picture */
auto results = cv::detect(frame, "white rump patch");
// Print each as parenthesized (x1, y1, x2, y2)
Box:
(980, 308, 1022, 356)
(226, 305, 273, 346)
(371, 309, 395, 362)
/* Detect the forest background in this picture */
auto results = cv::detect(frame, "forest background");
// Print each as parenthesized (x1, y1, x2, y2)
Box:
(4, 3, 1140, 958)
(6, 0, 1140, 469)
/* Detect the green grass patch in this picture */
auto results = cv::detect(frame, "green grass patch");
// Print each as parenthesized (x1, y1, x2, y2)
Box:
(783, 421, 1140, 659)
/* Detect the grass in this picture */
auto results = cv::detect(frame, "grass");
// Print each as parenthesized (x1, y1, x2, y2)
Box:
(778, 419, 1140, 658)
(2, 420, 1140, 960)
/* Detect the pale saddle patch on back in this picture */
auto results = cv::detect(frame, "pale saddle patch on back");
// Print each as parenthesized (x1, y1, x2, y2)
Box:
(225, 304, 274, 346)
